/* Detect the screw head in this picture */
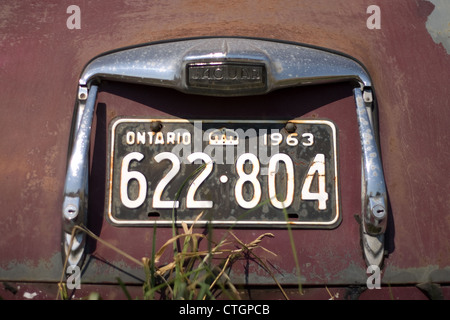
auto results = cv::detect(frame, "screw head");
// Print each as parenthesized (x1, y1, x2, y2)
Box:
(150, 121, 162, 132)
(285, 122, 296, 133)
(372, 204, 386, 219)
(64, 205, 78, 220)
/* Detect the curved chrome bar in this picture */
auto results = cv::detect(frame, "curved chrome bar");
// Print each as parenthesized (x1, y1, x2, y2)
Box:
(79, 38, 371, 95)
(62, 84, 98, 267)
(62, 38, 388, 269)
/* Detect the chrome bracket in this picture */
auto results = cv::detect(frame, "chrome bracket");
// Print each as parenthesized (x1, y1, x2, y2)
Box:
(62, 37, 388, 269)
(62, 84, 98, 268)
(354, 87, 388, 267)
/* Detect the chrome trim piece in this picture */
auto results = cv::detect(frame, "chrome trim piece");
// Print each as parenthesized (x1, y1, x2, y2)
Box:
(62, 37, 388, 269)
(354, 88, 388, 267)
(78, 38, 371, 95)
(354, 88, 387, 235)
(62, 84, 98, 267)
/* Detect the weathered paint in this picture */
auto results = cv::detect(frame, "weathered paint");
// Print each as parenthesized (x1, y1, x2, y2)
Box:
(425, 0, 450, 54)
(0, 0, 449, 299)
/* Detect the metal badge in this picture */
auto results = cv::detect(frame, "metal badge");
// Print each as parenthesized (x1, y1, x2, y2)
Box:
(186, 62, 266, 95)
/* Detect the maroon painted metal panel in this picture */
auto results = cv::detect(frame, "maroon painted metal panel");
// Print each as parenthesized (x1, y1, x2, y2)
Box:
(0, 0, 449, 299)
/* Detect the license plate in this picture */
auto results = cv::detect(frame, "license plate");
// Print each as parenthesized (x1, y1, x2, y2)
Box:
(106, 118, 340, 228)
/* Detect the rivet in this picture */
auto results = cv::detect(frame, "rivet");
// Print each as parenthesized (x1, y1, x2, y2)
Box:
(150, 121, 162, 132)
(285, 122, 296, 133)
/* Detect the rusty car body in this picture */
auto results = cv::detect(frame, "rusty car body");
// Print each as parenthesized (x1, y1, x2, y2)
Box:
(0, 0, 449, 300)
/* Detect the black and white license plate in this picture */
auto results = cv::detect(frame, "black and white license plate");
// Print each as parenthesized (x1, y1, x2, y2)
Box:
(106, 118, 340, 228)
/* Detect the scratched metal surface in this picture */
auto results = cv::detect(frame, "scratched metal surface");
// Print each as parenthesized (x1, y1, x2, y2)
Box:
(0, 0, 449, 296)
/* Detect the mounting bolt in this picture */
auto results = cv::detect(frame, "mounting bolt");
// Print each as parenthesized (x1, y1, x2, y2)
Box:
(64, 204, 78, 220)
(78, 87, 88, 101)
(150, 121, 162, 132)
(363, 90, 373, 103)
(285, 122, 296, 133)
(372, 204, 386, 220)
